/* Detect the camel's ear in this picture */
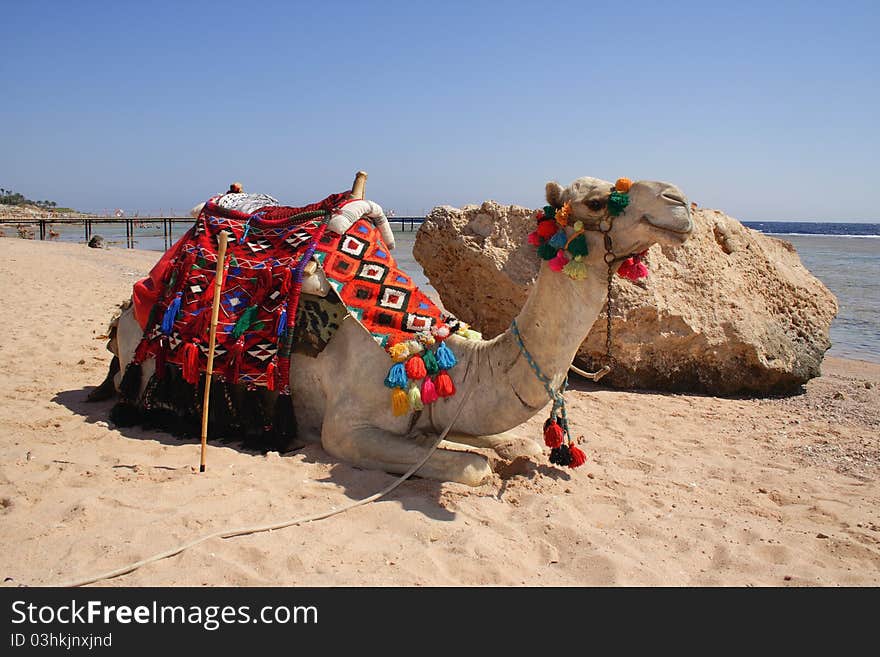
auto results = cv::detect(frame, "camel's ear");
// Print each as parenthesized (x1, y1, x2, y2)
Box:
(545, 181, 565, 209)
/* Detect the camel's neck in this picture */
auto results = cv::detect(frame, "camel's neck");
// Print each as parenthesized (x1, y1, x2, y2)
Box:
(509, 262, 608, 400)
(452, 262, 609, 436)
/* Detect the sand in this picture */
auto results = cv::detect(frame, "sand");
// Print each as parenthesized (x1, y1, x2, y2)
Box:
(0, 238, 878, 587)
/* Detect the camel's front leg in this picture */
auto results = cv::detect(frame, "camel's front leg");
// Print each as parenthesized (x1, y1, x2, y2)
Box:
(320, 419, 492, 487)
(446, 430, 543, 461)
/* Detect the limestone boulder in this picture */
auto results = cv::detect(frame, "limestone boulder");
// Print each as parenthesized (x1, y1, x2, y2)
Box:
(413, 201, 838, 395)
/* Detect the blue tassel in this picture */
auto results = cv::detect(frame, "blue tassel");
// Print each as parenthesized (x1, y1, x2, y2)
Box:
(161, 292, 183, 335)
(436, 342, 457, 369)
(383, 362, 409, 389)
(276, 309, 287, 337)
(549, 230, 568, 249)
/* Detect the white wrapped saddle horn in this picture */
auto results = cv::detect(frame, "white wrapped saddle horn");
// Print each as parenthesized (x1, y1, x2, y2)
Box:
(327, 199, 395, 250)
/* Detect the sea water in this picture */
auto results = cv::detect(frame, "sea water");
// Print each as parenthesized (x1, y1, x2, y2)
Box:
(25, 220, 880, 363)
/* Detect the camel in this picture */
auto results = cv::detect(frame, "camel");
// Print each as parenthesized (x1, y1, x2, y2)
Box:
(103, 176, 692, 486)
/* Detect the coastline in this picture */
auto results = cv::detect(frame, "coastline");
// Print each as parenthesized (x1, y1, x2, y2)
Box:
(0, 237, 877, 586)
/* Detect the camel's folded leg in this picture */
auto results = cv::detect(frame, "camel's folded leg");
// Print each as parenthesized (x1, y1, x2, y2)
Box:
(445, 430, 543, 460)
(321, 421, 492, 487)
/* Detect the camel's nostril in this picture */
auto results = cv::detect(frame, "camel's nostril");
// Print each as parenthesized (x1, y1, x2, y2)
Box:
(661, 191, 687, 206)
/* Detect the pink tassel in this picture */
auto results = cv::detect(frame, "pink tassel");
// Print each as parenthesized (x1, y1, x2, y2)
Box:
(548, 249, 569, 272)
(421, 376, 439, 404)
(527, 231, 541, 246)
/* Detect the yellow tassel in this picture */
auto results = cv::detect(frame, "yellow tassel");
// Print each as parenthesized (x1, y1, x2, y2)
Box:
(391, 389, 409, 416)
(563, 256, 589, 280)
(458, 328, 483, 341)
(389, 343, 409, 362)
(408, 385, 424, 411)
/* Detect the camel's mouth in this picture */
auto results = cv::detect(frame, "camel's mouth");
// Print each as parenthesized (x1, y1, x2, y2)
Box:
(641, 204, 693, 240)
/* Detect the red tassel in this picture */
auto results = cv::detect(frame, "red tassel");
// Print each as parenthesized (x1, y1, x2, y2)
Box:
(181, 342, 201, 385)
(568, 444, 587, 468)
(536, 220, 557, 239)
(618, 252, 649, 281)
(277, 266, 292, 295)
(227, 336, 245, 384)
(189, 308, 210, 340)
(543, 420, 564, 448)
(265, 360, 276, 391)
(435, 370, 456, 397)
(405, 354, 427, 379)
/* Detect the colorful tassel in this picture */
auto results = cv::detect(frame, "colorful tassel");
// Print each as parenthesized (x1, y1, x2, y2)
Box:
(227, 336, 245, 384)
(435, 370, 456, 397)
(537, 242, 557, 260)
(566, 233, 589, 257)
(421, 376, 439, 404)
(384, 362, 409, 389)
(548, 250, 569, 272)
(391, 388, 409, 416)
(615, 177, 632, 193)
(181, 341, 201, 385)
(543, 205, 556, 221)
(543, 419, 564, 448)
(568, 444, 587, 468)
(527, 231, 541, 246)
(405, 354, 427, 379)
(549, 230, 568, 249)
(266, 360, 277, 392)
(389, 342, 409, 362)
(537, 220, 557, 239)
(232, 305, 258, 339)
(408, 385, 424, 411)
(562, 256, 589, 280)
(617, 253, 649, 280)
(549, 444, 572, 466)
(555, 201, 572, 226)
(422, 349, 440, 376)
(161, 292, 183, 335)
(435, 342, 457, 370)
(608, 190, 630, 216)
(190, 307, 210, 339)
(534, 209, 545, 222)
(276, 308, 287, 337)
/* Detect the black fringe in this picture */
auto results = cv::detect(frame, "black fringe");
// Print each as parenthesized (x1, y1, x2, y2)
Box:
(115, 363, 297, 452)
(118, 362, 142, 402)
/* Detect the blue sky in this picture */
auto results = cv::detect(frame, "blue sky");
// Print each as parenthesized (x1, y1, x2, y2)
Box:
(1, 0, 878, 220)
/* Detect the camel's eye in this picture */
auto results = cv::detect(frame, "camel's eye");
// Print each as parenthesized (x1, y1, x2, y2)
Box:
(586, 199, 605, 212)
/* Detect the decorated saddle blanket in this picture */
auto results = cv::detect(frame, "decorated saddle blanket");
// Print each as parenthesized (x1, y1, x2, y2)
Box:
(131, 192, 477, 413)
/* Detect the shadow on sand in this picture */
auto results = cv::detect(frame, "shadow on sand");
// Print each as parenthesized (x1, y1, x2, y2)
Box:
(50, 386, 500, 522)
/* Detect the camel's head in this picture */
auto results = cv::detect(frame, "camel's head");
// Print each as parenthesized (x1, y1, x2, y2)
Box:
(544, 176, 692, 270)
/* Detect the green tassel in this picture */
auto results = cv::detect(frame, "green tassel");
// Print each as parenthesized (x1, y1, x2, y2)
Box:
(563, 256, 589, 280)
(232, 305, 259, 339)
(422, 349, 440, 376)
(608, 191, 630, 216)
(567, 233, 589, 257)
(537, 242, 557, 260)
(543, 204, 556, 220)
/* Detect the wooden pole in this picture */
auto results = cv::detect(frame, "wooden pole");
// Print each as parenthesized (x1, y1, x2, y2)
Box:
(351, 170, 367, 200)
(199, 231, 229, 472)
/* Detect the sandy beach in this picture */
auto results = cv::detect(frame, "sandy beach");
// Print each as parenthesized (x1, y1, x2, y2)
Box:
(0, 237, 878, 587)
